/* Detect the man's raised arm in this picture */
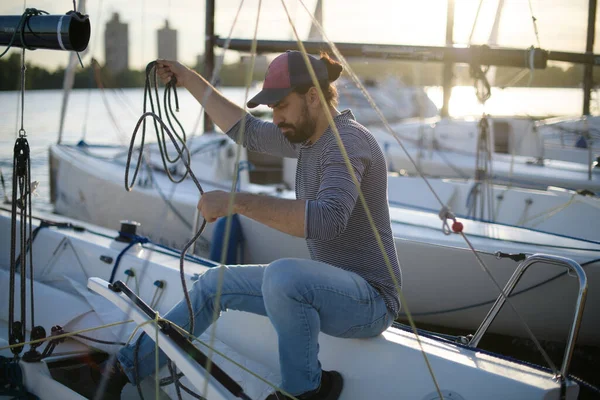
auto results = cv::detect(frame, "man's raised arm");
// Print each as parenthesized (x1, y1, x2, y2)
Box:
(156, 60, 244, 133)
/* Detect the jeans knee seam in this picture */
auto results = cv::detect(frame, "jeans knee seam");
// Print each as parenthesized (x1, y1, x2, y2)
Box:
(299, 302, 313, 386)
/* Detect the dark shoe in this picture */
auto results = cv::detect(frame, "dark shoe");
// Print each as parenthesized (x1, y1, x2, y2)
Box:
(265, 370, 343, 400)
(89, 358, 130, 400)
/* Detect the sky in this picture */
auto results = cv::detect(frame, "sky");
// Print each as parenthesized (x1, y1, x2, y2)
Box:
(0, 0, 598, 71)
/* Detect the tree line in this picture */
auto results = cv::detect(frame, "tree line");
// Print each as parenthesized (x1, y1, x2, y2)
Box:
(0, 51, 597, 90)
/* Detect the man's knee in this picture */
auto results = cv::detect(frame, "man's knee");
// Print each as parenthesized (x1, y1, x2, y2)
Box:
(194, 267, 223, 297)
(263, 258, 308, 298)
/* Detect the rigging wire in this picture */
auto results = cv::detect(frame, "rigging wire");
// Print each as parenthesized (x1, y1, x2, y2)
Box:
(528, 0, 542, 48)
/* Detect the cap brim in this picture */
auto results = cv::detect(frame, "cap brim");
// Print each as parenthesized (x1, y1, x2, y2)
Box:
(247, 88, 293, 108)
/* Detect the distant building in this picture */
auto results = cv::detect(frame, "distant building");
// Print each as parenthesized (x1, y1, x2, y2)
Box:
(157, 20, 177, 61)
(104, 13, 129, 74)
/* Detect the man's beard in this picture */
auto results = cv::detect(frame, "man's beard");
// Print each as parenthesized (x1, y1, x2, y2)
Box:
(278, 101, 316, 144)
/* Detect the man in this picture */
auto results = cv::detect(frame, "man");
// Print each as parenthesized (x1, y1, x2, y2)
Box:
(101, 50, 402, 400)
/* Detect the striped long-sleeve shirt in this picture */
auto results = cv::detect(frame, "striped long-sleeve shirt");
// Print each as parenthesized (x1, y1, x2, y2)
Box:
(226, 110, 402, 316)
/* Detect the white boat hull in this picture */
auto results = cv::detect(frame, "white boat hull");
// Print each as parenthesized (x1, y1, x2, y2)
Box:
(387, 175, 600, 243)
(536, 115, 600, 165)
(48, 143, 600, 345)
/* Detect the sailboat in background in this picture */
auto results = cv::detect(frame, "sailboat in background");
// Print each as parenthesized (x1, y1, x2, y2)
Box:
(476, 0, 599, 166)
(370, 117, 600, 192)
(219, 1, 600, 193)
(370, 0, 600, 191)
(535, 115, 600, 165)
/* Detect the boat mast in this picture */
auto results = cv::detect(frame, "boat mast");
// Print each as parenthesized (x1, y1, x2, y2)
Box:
(583, 0, 597, 115)
(204, 0, 215, 133)
(58, 0, 87, 144)
(308, 0, 324, 41)
(441, 0, 455, 118)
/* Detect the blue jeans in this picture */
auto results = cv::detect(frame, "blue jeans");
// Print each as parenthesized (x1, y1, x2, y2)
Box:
(117, 258, 394, 395)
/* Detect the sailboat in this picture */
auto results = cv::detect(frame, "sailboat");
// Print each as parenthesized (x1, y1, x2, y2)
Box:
(0, 207, 589, 399)
(371, 0, 600, 189)
(370, 117, 600, 192)
(1, 2, 599, 399)
(534, 115, 600, 165)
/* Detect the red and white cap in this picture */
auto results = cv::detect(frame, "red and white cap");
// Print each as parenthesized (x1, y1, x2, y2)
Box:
(247, 50, 330, 108)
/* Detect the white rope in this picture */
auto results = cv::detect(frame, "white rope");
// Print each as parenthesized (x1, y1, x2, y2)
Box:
(438, 206, 458, 235)
(523, 195, 580, 228)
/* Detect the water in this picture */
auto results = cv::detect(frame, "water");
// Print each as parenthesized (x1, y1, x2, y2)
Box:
(1, 86, 599, 397)
(0, 87, 252, 212)
(425, 85, 599, 117)
(0, 85, 595, 212)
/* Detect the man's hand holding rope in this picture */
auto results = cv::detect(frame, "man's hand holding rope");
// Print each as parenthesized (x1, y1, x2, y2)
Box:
(197, 190, 232, 223)
(156, 59, 191, 87)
